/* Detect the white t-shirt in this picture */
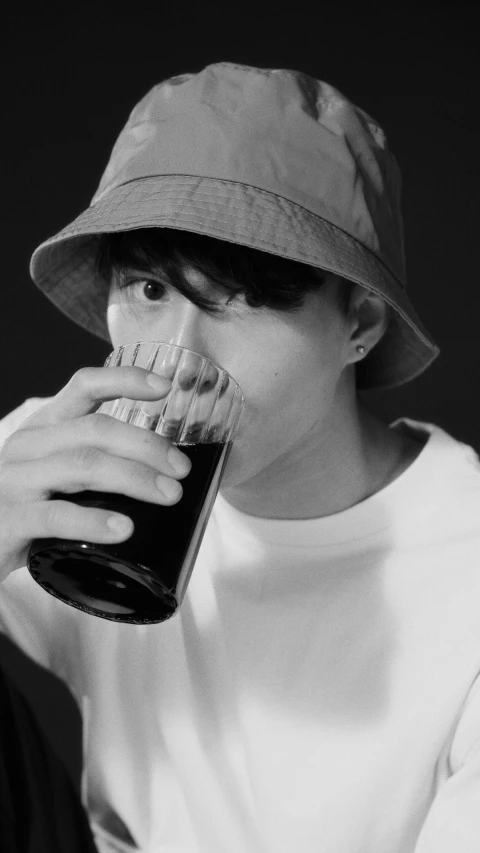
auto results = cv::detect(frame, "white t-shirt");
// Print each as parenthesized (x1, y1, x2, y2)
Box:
(1, 398, 480, 853)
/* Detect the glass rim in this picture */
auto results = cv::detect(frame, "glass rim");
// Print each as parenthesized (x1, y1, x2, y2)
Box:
(109, 340, 245, 403)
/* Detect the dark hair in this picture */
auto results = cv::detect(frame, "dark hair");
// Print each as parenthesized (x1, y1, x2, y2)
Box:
(95, 227, 355, 316)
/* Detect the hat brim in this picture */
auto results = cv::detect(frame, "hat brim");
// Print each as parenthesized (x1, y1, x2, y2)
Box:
(29, 175, 440, 391)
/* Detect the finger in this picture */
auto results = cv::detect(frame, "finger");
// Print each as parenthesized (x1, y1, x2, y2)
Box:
(1, 413, 192, 477)
(2, 499, 136, 552)
(2, 451, 184, 505)
(18, 366, 173, 428)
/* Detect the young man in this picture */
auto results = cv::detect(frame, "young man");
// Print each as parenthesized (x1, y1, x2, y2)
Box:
(1, 62, 479, 852)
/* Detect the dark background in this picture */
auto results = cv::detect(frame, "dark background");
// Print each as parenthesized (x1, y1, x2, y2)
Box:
(1, 3, 479, 793)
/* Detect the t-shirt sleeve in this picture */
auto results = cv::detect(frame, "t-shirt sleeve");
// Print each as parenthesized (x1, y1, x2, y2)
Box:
(414, 673, 480, 852)
(0, 396, 54, 445)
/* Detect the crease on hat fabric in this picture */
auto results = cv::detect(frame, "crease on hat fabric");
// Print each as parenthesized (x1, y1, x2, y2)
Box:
(31, 177, 418, 308)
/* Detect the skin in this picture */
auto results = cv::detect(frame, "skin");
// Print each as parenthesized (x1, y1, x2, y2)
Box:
(107, 265, 425, 520)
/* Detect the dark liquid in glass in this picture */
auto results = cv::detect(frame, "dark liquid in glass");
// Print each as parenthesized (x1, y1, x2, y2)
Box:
(27, 442, 229, 624)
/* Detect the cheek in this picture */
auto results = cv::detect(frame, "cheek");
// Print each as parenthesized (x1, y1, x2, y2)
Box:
(107, 301, 146, 344)
(221, 363, 332, 487)
(230, 346, 332, 448)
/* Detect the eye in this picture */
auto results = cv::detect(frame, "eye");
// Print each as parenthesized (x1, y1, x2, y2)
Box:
(141, 280, 166, 301)
(122, 277, 168, 302)
(224, 292, 246, 309)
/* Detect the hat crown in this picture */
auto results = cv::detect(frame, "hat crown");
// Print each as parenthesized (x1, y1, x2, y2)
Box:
(93, 62, 406, 286)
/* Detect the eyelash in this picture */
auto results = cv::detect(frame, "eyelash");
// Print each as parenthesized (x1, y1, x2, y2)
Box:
(117, 275, 243, 313)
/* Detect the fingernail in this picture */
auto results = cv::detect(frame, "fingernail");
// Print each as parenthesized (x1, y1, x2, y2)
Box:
(156, 476, 182, 499)
(167, 446, 191, 476)
(107, 514, 133, 534)
(145, 372, 171, 393)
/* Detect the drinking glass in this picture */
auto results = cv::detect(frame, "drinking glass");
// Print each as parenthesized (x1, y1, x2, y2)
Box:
(27, 342, 244, 624)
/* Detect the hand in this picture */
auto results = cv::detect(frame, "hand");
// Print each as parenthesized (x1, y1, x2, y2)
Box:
(0, 366, 191, 583)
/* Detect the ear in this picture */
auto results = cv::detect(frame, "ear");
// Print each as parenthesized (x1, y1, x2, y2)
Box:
(347, 286, 389, 361)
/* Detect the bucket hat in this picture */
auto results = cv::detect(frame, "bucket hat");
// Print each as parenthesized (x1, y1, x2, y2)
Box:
(29, 61, 440, 391)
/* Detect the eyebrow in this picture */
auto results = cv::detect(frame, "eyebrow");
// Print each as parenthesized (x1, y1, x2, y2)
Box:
(111, 264, 233, 314)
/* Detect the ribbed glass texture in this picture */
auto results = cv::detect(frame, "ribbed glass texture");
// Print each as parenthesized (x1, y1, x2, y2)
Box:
(97, 341, 244, 445)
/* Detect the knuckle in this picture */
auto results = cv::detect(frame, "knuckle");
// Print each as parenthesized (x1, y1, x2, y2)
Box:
(0, 427, 33, 460)
(74, 444, 103, 472)
(69, 366, 95, 392)
(83, 412, 112, 441)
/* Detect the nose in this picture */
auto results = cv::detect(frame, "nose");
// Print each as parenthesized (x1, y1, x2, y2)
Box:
(164, 299, 223, 394)
(166, 298, 210, 355)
